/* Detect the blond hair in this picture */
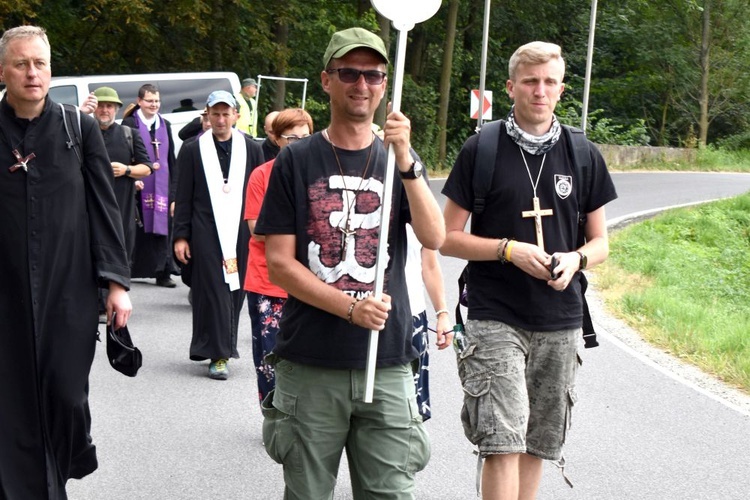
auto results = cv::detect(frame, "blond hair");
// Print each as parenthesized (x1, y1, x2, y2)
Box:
(0, 26, 50, 63)
(508, 41, 565, 81)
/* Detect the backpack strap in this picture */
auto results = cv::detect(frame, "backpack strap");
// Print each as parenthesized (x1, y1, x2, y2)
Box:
(472, 119, 504, 217)
(562, 124, 591, 243)
(561, 124, 599, 348)
(59, 103, 83, 166)
(455, 264, 469, 330)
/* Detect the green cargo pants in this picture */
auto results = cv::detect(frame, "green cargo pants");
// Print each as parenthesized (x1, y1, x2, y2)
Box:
(262, 358, 431, 500)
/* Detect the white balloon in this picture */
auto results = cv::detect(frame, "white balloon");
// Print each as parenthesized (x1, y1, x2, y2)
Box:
(371, 0, 442, 29)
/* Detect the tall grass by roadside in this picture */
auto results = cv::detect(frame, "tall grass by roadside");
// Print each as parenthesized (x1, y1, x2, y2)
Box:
(595, 192, 750, 392)
(616, 146, 750, 173)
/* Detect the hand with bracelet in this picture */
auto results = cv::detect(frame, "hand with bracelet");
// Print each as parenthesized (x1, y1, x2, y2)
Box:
(502, 239, 556, 282)
(433, 309, 454, 350)
(346, 293, 392, 330)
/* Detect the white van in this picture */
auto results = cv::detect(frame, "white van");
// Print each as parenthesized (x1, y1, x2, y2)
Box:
(46, 71, 241, 152)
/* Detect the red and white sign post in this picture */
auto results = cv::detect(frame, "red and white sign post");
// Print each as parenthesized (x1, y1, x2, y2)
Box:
(470, 89, 492, 120)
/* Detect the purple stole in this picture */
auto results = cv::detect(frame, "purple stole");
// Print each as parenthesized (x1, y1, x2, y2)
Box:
(134, 113, 170, 235)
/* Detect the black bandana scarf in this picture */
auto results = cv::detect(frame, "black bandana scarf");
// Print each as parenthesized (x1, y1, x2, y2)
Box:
(504, 105, 562, 155)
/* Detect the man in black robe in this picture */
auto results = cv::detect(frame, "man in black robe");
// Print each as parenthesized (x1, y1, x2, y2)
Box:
(0, 26, 132, 499)
(92, 85, 153, 266)
(173, 90, 263, 379)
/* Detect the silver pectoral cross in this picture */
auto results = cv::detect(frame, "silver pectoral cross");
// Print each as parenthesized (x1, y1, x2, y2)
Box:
(151, 138, 161, 160)
(522, 196, 554, 251)
(9, 149, 35, 173)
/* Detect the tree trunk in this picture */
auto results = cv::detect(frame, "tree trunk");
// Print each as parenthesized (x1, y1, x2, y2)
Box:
(272, 21, 289, 111)
(409, 27, 426, 81)
(375, 14, 390, 127)
(438, 0, 460, 168)
(698, 0, 711, 147)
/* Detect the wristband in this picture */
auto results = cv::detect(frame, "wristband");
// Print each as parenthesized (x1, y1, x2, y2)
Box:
(435, 309, 449, 317)
(347, 299, 358, 324)
(505, 240, 516, 263)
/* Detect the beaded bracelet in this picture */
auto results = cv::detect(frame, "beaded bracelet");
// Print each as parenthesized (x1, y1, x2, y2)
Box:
(347, 299, 359, 324)
(435, 309, 449, 317)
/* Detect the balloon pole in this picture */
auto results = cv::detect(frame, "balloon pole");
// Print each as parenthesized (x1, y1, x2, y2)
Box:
(365, 0, 442, 403)
(363, 28, 407, 403)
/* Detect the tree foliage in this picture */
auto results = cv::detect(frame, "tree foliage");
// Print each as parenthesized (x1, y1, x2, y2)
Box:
(3, 0, 749, 167)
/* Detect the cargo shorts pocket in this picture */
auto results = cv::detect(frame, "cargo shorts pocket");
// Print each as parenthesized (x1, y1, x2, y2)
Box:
(562, 386, 578, 447)
(460, 376, 495, 445)
(261, 388, 300, 470)
(403, 396, 431, 473)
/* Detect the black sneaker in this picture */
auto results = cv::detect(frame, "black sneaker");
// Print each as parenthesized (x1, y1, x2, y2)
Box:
(156, 276, 177, 288)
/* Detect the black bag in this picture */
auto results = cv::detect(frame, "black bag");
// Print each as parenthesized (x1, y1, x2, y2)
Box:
(107, 312, 142, 377)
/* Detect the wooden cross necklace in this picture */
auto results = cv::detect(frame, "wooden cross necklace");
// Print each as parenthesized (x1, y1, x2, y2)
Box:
(519, 147, 553, 251)
(325, 128, 374, 261)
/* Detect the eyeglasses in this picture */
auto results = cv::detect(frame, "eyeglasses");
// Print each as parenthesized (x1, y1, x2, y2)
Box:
(280, 134, 310, 143)
(326, 68, 387, 85)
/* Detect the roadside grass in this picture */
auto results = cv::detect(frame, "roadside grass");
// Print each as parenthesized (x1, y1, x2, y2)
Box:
(614, 147, 750, 172)
(595, 192, 750, 393)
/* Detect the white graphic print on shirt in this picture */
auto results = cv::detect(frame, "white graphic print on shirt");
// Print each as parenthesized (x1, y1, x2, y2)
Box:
(307, 174, 389, 299)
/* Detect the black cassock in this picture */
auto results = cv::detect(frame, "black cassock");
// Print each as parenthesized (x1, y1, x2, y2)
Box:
(173, 133, 263, 361)
(100, 122, 153, 266)
(0, 97, 129, 499)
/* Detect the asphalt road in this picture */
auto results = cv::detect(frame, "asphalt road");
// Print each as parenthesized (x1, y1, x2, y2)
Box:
(67, 172, 750, 500)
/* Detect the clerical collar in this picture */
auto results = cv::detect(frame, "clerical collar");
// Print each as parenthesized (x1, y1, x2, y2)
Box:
(137, 108, 159, 129)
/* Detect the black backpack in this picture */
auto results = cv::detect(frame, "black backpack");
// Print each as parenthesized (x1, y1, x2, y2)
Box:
(455, 119, 599, 348)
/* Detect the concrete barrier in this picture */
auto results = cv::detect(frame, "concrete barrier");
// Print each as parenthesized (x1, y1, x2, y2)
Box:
(596, 143, 696, 167)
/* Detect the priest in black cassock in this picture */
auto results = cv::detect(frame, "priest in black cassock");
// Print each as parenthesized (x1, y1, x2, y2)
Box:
(0, 26, 132, 499)
(173, 90, 264, 380)
(122, 83, 179, 287)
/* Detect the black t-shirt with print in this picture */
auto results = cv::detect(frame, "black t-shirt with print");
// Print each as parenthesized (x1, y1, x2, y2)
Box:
(442, 129, 618, 331)
(256, 133, 418, 369)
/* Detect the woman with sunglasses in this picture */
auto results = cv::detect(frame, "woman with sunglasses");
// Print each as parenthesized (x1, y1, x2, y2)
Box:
(243, 108, 313, 406)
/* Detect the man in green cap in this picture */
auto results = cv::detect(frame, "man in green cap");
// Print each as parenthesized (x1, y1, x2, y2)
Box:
(93, 86, 153, 268)
(256, 27, 446, 499)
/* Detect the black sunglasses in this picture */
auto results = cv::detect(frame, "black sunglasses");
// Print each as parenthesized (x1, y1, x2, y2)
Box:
(326, 68, 387, 85)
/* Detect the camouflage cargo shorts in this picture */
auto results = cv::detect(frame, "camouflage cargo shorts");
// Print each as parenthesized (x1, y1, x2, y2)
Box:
(457, 319, 581, 461)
